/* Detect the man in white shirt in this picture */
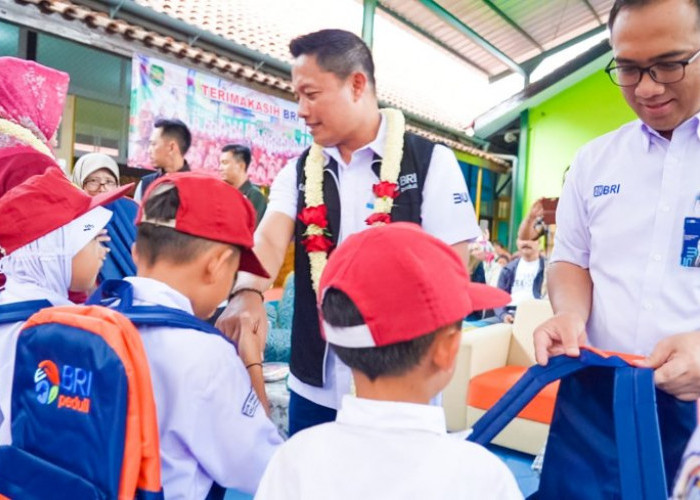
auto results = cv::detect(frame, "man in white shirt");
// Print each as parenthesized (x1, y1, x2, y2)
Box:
(532, 0, 700, 489)
(495, 239, 545, 323)
(217, 29, 481, 435)
(255, 224, 520, 500)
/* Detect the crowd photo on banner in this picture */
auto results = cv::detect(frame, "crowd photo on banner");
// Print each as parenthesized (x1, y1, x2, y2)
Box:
(1, 0, 700, 498)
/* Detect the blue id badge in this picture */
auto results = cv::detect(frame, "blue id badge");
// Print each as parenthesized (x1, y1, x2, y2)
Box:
(681, 217, 700, 267)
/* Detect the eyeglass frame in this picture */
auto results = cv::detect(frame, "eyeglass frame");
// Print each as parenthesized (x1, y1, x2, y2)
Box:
(605, 47, 700, 87)
(83, 177, 118, 190)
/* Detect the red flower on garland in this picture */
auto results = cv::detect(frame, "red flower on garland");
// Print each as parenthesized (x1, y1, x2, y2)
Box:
(301, 234, 334, 252)
(365, 212, 391, 226)
(298, 205, 328, 228)
(372, 181, 399, 199)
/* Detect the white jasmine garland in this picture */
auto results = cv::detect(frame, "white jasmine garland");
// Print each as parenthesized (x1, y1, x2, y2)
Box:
(302, 108, 405, 292)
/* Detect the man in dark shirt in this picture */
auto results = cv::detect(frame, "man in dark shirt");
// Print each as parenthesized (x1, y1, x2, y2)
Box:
(220, 144, 267, 227)
(135, 118, 191, 201)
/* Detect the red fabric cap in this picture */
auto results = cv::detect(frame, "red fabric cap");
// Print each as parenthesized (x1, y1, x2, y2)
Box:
(0, 145, 59, 197)
(0, 167, 132, 257)
(136, 171, 269, 278)
(319, 223, 511, 347)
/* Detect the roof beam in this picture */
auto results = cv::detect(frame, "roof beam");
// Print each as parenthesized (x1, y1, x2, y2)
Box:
(481, 0, 544, 51)
(417, 0, 526, 76)
(377, 4, 490, 75)
(580, 0, 603, 25)
(489, 24, 608, 82)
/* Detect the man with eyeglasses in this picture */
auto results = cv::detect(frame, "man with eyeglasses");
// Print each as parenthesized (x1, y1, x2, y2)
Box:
(533, 0, 700, 488)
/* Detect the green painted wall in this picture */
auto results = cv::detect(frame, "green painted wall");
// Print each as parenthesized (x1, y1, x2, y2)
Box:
(522, 67, 637, 213)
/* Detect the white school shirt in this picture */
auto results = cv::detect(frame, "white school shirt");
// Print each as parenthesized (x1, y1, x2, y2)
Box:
(123, 277, 283, 499)
(0, 280, 72, 445)
(551, 115, 700, 355)
(268, 115, 482, 409)
(508, 258, 541, 306)
(255, 395, 523, 500)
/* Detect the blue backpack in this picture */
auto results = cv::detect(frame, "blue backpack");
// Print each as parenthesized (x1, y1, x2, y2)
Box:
(0, 299, 52, 324)
(468, 349, 696, 500)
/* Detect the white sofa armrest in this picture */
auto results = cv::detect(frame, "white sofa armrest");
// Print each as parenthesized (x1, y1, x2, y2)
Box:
(443, 324, 512, 431)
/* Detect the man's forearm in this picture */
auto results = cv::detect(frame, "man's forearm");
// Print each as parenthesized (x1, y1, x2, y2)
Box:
(547, 261, 593, 323)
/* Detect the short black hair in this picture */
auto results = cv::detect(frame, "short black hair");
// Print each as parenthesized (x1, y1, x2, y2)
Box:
(221, 144, 252, 171)
(135, 183, 218, 267)
(321, 288, 459, 381)
(608, 0, 700, 30)
(154, 118, 192, 155)
(289, 29, 376, 90)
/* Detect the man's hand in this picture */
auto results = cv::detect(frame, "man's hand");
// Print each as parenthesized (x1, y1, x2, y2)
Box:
(533, 311, 587, 366)
(216, 290, 269, 355)
(634, 331, 700, 401)
(503, 314, 515, 324)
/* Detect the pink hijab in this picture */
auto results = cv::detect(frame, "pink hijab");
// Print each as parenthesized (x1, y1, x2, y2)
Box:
(0, 57, 70, 154)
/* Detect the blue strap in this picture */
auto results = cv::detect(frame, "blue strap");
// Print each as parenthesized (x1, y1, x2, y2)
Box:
(87, 280, 230, 340)
(614, 367, 667, 499)
(468, 350, 629, 446)
(0, 300, 52, 324)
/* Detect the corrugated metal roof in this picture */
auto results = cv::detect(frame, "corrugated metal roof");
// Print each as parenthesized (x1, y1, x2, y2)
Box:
(380, 0, 613, 77)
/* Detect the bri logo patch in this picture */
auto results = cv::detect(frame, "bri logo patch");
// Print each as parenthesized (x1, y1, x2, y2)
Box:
(452, 192, 470, 204)
(34, 360, 93, 414)
(398, 173, 418, 192)
(242, 388, 261, 418)
(593, 184, 621, 197)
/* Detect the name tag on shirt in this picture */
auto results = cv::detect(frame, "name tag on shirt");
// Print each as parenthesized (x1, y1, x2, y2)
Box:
(681, 217, 700, 268)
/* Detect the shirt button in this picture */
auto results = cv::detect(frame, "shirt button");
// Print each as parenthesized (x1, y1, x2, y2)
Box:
(652, 254, 662, 262)
(643, 301, 653, 310)
(660, 204, 670, 212)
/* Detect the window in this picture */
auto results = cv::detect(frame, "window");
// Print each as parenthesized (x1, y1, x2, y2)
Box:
(0, 21, 20, 57)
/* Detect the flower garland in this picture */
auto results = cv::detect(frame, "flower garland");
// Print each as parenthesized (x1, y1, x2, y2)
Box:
(299, 108, 405, 292)
(0, 118, 54, 158)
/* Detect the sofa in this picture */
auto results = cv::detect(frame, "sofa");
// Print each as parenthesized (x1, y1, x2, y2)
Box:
(443, 299, 556, 455)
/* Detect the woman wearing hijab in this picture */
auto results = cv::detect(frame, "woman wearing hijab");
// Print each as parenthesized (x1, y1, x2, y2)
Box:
(72, 153, 121, 195)
(0, 57, 70, 197)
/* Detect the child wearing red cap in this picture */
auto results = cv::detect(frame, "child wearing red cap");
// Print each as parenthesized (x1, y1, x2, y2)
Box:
(114, 172, 282, 498)
(255, 223, 523, 500)
(0, 167, 131, 445)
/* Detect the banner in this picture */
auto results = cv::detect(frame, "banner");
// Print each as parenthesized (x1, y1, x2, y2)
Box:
(128, 53, 311, 186)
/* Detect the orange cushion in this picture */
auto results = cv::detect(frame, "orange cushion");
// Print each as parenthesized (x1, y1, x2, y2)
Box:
(467, 365, 560, 424)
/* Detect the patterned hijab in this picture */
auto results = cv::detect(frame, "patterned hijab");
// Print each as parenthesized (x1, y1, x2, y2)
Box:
(0, 57, 70, 158)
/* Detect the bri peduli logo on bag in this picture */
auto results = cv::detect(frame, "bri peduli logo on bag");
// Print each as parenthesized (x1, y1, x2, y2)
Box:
(34, 359, 94, 414)
(593, 184, 621, 197)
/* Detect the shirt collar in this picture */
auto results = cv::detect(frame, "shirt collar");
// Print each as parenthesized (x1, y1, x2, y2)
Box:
(639, 112, 700, 151)
(324, 113, 387, 167)
(336, 395, 447, 435)
(124, 276, 194, 314)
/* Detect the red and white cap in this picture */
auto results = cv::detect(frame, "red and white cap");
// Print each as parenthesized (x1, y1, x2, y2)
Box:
(0, 167, 132, 257)
(137, 171, 269, 278)
(319, 222, 511, 348)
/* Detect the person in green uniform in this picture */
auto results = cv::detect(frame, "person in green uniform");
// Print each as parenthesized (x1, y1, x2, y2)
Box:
(220, 144, 267, 227)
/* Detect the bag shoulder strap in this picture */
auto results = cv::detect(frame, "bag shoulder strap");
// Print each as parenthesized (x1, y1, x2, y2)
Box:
(467, 350, 629, 446)
(0, 299, 52, 324)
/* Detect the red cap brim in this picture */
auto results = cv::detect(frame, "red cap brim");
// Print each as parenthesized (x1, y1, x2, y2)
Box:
(239, 248, 270, 278)
(88, 183, 135, 211)
(467, 282, 511, 311)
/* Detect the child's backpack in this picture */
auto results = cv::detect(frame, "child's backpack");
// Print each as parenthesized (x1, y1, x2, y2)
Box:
(468, 348, 696, 500)
(0, 299, 51, 324)
(0, 304, 163, 500)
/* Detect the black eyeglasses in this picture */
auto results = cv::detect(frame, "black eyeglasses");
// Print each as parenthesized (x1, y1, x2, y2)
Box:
(84, 178, 118, 190)
(605, 48, 700, 87)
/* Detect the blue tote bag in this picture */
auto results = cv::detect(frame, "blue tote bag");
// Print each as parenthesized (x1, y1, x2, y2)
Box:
(468, 349, 696, 500)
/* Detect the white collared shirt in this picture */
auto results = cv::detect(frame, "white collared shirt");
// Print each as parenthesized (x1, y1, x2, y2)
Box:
(255, 395, 522, 500)
(268, 116, 481, 409)
(123, 277, 283, 499)
(552, 115, 700, 354)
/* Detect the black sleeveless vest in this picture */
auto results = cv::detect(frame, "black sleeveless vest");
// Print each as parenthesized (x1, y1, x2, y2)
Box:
(291, 133, 435, 387)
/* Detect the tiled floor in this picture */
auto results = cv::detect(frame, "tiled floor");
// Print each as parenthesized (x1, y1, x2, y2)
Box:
(224, 445, 540, 499)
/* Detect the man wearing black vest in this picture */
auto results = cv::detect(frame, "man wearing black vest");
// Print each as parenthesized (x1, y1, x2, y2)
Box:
(134, 118, 191, 202)
(217, 29, 482, 435)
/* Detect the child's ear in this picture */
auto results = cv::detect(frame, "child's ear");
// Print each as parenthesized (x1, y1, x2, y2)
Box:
(430, 325, 462, 372)
(203, 245, 237, 284)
